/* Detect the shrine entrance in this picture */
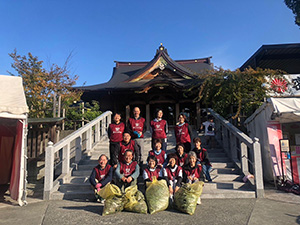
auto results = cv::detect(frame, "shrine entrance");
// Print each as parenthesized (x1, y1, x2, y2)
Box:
(150, 103, 176, 126)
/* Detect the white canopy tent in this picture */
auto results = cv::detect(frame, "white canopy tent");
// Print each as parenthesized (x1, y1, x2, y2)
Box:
(0, 75, 28, 206)
(245, 97, 300, 182)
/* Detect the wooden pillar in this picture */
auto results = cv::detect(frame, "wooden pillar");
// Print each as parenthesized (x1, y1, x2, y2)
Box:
(175, 103, 180, 122)
(196, 102, 201, 129)
(126, 105, 130, 123)
(146, 104, 150, 131)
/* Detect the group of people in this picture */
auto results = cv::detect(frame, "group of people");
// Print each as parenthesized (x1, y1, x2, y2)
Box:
(89, 107, 214, 203)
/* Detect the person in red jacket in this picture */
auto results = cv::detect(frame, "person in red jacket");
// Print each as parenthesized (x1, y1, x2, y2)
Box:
(118, 131, 139, 165)
(108, 113, 125, 167)
(183, 151, 203, 204)
(176, 144, 188, 167)
(183, 151, 203, 183)
(148, 139, 167, 168)
(192, 137, 212, 182)
(143, 155, 163, 183)
(150, 109, 168, 151)
(115, 149, 140, 192)
(174, 113, 192, 153)
(164, 153, 183, 201)
(127, 107, 146, 164)
(89, 154, 113, 202)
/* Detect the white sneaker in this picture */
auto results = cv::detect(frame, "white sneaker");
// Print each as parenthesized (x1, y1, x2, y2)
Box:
(197, 197, 201, 205)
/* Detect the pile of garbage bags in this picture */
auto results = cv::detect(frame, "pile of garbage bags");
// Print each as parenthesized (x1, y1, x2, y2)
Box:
(98, 180, 204, 216)
(174, 181, 204, 215)
(98, 184, 147, 216)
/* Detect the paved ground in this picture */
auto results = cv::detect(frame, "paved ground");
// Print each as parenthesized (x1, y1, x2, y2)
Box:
(1, 189, 300, 225)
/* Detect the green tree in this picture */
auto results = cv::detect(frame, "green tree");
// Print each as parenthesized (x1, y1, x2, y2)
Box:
(65, 100, 102, 129)
(187, 67, 284, 120)
(285, 0, 300, 27)
(8, 50, 82, 118)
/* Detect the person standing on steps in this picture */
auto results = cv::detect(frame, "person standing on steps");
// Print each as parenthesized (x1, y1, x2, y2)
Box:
(174, 113, 192, 153)
(201, 115, 216, 149)
(127, 107, 145, 165)
(89, 154, 113, 203)
(150, 109, 168, 151)
(108, 113, 125, 168)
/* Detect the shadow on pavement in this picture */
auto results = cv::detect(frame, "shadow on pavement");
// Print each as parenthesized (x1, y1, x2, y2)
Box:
(62, 205, 103, 215)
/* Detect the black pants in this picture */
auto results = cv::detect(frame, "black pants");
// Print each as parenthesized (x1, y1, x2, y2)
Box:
(183, 142, 191, 153)
(109, 141, 120, 166)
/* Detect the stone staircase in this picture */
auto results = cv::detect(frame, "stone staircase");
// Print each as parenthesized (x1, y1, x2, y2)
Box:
(201, 145, 255, 199)
(51, 130, 255, 200)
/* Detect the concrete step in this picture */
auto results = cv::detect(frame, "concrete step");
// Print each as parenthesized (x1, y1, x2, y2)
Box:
(207, 152, 227, 158)
(210, 157, 232, 163)
(51, 190, 95, 201)
(72, 170, 92, 176)
(79, 159, 98, 165)
(210, 168, 239, 175)
(210, 174, 243, 182)
(78, 164, 97, 171)
(211, 162, 235, 168)
(206, 150, 226, 155)
(69, 176, 90, 184)
(59, 183, 91, 192)
(201, 189, 256, 199)
(203, 181, 252, 190)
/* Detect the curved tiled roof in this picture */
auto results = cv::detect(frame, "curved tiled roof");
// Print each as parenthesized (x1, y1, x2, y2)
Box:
(76, 44, 213, 91)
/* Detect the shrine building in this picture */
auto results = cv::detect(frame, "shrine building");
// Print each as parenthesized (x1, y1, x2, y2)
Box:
(77, 44, 214, 130)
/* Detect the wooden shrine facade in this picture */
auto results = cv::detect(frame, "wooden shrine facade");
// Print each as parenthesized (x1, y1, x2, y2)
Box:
(77, 44, 214, 130)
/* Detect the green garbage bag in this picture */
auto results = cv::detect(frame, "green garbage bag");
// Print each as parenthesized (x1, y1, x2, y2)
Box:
(102, 195, 124, 216)
(123, 185, 147, 214)
(174, 181, 204, 215)
(98, 183, 122, 199)
(145, 176, 169, 214)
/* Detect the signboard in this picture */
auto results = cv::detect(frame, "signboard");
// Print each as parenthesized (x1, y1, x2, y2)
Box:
(267, 121, 284, 176)
(280, 139, 290, 152)
(265, 74, 300, 97)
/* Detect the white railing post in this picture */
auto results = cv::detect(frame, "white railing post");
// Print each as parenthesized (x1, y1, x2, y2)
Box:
(241, 142, 248, 174)
(101, 118, 106, 138)
(44, 141, 54, 200)
(253, 137, 264, 198)
(86, 128, 92, 151)
(107, 114, 111, 128)
(62, 144, 70, 175)
(95, 122, 100, 142)
(75, 136, 82, 163)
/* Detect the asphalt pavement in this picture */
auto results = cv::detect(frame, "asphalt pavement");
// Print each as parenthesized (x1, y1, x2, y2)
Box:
(1, 188, 300, 225)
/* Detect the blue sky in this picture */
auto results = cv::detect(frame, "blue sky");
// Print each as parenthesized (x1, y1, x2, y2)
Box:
(0, 0, 299, 86)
